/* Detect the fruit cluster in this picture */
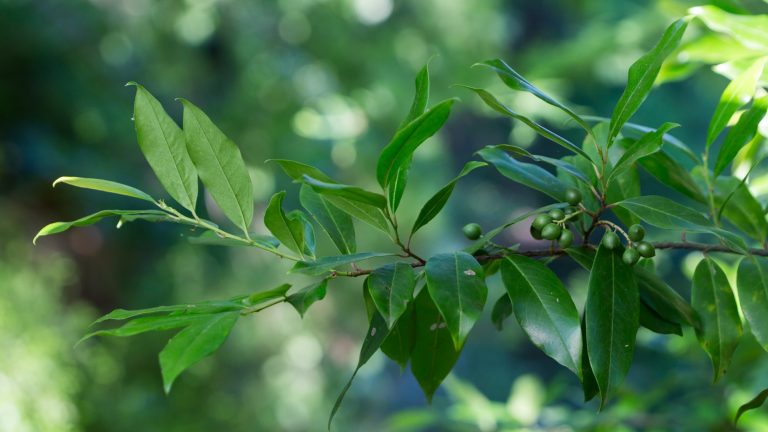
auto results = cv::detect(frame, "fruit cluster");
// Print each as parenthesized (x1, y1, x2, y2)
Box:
(528, 188, 583, 248)
(602, 224, 655, 266)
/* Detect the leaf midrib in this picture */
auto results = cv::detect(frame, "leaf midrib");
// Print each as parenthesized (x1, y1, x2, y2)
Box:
(147, 93, 194, 208)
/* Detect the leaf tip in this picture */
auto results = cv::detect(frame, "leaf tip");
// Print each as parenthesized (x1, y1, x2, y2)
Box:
(125, 81, 139, 88)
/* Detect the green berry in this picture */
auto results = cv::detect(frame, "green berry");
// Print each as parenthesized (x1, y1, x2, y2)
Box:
(532, 214, 553, 230)
(541, 223, 562, 240)
(462, 223, 482, 240)
(548, 209, 565, 221)
(558, 229, 573, 248)
(622, 247, 640, 266)
(565, 188, 582, 206)
(628, 224, 645, 242)
(530, 224, 543, 240)
(564, 207, 575, 216)
(637, 241, 656, 258)
(602, 231, 620, 250)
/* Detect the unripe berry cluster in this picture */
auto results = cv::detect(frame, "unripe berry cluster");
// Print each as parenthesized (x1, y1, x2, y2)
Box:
(529, 188, 583, 248)
(601, 223, 655, 266)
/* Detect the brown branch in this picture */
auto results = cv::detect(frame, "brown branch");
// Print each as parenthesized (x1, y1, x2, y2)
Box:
(335, 241, 767, 277)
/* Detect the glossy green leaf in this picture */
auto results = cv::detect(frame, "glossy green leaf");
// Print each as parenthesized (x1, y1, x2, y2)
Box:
(52, 176, 155, 203)
(425, 252, 487, 349)
(389, 62, 432, 212)
(477, 146, 569, 202)
(736, 388, 768, 423)
(691, 6, 768, 51)
(290, 252, 396, 276)
(269, 159, 399, 234)
(290, 210, 316, 258)
(585, 244, 639, 407)
(608, 122, 679, 182)
(635, 267, 699, 328)
(376, 98, 457, 188)
(410, 161, 487, 236)
(476, 58, 592, 132)
(580, 317, 599, 402)
(606, 161, 641, 226)
(368, 263, 416, 328)
(247, 283, 291, 306)
(381, 301, 416, 370)
(501, 255, 582, 378)
(714, 176, 768, 241)
(715, 95, 768, 176)
(186, 231, 279, 250)
(180, 98, 253, 234)
(616, 195, 747, 252)
(460, 86, 592, 160)
(92, 299, 246, 325)
(286, 280, 328, 317)
(490, 294, 513, 331)
(639, 302, 683, 336)
(299, 185, 356, 255)
(410, 289, 463, 402)
(609, 18, 689, 141)
(692, 257, 741, 382)
(264, 191, 306, 257)
(302, 175, 387, 209)
(129, 83, 198, 212)
(329, 286, 391, 429)
(494, 145, 592, 186)
(737, 255, 768, 351)
(638, 151, 706, 201)
(33, 209, 170, 244)
(706, 57, 766, 148)
(159, 311, 240, 393)
(81, 314, 211, 343)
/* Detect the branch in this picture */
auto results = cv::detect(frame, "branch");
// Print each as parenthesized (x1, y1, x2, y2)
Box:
(335, 241, 767, 277)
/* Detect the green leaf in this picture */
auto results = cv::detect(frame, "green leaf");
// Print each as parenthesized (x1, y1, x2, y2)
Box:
(639, 302, 683, 336)
(691, 6, 768, 51)
(616, 195, 747, 252)
(459, 86, 592, 160)
(269, 159, 335, 183)
(91, 299, 246, 325)
(264, 191, 306, 257)
(692, 257, 742, 382)
(381, 301, 417, 369)
(490, 294, 513, 331)
(638, 151, 706, 201)
(52, 176, 155, 203)
(290, 209, 316, 258)
(425, 252, 487, 349)
(585, 244, 639, 407)
(368, 263, 416, 328)
(714, 95, 768, 176)
(609, 18, 689, 141)
(736, 388, 768, 423)
(585, 116, 700, 163)
(389, 62, 432, 212)
(82, 315, 212, 343)
(33, 210, 170, 244)
(606, 162, 641, 227)
(493, 145, 592, 186)
(299, 185, 356, 255)
(737, 255, 768, 351)
(410, 161, 486, 236)
(159, 311, 240, 393)
(290, 253, 396, 276)
(187, 231, 279, 250)
(608, 123, 679, 182)
(580, 317, 599, 402)
(180, 98, 253, 234)
(376, 98, 457, 188)
(329, 286, 391, 429)
(635, 267, 699, 328)
(706, 57, 766, 148)
(476, 59, 592, 132)
(302, 175, 387, 209)
(247, 283, 291, 306)
(286, 280, 328, 317)
(409, 289, 463, 402)
(501, 255, 582, 378)
(477, 146, 569, 202)
(129, 83, 198, 212)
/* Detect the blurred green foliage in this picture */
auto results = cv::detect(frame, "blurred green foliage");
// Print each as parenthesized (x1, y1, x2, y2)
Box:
(4, 0, 768, 430)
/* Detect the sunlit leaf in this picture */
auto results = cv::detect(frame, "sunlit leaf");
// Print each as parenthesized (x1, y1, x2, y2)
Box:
(33, 210, 170, 244)
(264, 191, 307, 257)
(52, 176, 155, 203)
(714, 95, 768, 176)
(691, 6, 768, 51)
(609, 18, 689, 141)
(180, 98, 253, 234)
(608, 122, 679, 182)
(129, 83, 198, 212)
(300, 185, 356, 255)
